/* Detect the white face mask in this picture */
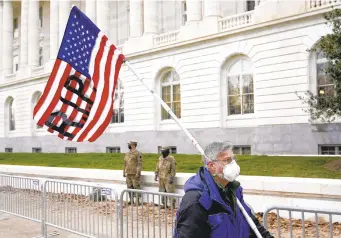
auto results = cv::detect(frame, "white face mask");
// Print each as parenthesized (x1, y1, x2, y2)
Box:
(223, 160, 240, 181)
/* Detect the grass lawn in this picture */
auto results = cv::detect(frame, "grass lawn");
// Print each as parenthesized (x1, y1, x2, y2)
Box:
(0, 153, 340, 179)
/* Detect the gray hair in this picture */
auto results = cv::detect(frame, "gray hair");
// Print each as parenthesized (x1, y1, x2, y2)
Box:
(203, 141, 234, 167)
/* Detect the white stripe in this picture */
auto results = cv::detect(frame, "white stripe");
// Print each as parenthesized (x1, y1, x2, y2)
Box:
(85, 49, 120, 141)
(72, 34, 109, 141)
(88, 32, 104, 79)
(33, 61, 67, 123)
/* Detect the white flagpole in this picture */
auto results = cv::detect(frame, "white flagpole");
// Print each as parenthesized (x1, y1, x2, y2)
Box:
(124, 59, 263, 238)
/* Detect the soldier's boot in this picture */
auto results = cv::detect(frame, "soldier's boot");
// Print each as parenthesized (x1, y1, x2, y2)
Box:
(171, 200, 176, 209)
(135, 196, 142, 206)
(161, 197, 168, 209)
(127, 193, 133, 205)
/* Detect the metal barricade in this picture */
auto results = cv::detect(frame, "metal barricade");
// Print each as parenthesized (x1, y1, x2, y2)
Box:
(43, 180, 119, 238)
(0, 174, 43, 228)
(119, 189, 183, 238)
(263, 206, 341, 238)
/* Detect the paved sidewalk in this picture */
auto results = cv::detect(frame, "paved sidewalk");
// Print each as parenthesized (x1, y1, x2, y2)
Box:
(0, 213, 83, 238)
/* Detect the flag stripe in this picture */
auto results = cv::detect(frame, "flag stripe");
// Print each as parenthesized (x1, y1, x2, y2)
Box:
(34, 61, 69, 126)
(88, 53, 124, 142)
(38, 64, 73, 126)
(33, 59, 62, 119)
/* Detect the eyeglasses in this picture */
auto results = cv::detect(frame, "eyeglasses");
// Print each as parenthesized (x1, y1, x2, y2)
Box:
(214, 157, 235, 165)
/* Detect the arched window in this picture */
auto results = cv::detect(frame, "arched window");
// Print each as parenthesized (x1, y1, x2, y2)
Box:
(111, 79, 124, 124)
(5, 97, 15, 131)
(315, 48, 334, 96)
(224, 56, 254, 115)
(160, 69, 181, 120)
(32, 92, 42, 129)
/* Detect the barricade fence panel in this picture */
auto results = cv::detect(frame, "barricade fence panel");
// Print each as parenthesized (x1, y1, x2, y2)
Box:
(263, 206, 341, 238)
(119, 189, 183, 238)
(43, 180, 119, 238)
(0, 174, 42, 223)
(2, 173, 341, 238)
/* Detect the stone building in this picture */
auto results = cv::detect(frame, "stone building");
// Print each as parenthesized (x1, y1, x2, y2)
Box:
(0, 0, 340, 155)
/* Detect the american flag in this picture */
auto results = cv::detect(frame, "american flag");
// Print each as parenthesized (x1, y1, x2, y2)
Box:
(33, 6, 125, 142)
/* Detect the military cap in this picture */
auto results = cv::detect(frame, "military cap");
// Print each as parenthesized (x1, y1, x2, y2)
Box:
(161, 146, 170, 151)
(128, 140, 137, 145)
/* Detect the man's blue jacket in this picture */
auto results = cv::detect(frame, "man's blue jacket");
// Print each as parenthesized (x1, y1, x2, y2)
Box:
(174, 167, 274, 238)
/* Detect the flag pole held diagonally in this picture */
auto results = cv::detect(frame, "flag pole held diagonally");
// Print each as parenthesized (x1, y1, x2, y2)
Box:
(123, 59, 263, 238)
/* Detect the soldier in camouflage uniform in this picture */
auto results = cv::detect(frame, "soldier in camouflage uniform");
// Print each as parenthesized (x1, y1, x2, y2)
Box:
(123, 140, 143, 205)
(154, 146, 176, 208)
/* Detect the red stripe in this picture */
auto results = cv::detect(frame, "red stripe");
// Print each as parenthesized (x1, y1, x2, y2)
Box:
(77, 44, 115, 142)
(33, 60, 61, 118)
(38, 64, 72, 126)
(88, 54, 125, 142)
(67, 35, 108, 141)
(61, 76, 91, 139)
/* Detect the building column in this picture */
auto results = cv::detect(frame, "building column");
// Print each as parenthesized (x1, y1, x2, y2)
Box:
(58, 0, 71, 45)
(186, 0, 202, 24)
(2, 0, 13, 75)
(28, 0, 39, 67)
(143, 0, 158, 35)
(85, 0, 96, 23)
(204, 0, 221, 18)
(129, 0, 143, 37)
(50, 0, 59, 59)
(0, 1, 3, 78)
(96, 0, 109, 35)
(20, 0, 29, 69)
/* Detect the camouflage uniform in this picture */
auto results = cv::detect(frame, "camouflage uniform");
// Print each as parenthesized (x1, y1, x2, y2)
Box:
(155, 146, 176, 207)
(123, 141, 143, 204)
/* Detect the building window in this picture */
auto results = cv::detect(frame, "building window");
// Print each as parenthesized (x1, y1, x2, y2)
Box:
(5, 148, 13, 153)
(226, 57, 254, 115)
(39, 47, 43, 66)
(39, 6, 43, 28)
(106, 147, 121, 153)
(111, 79, 124, 124)
(32, 147, 42, 153)
(8, 98, 15, 131)
(13, 18, 18, 31)
(13, 55, 19, 72)
(319, 145, 341, 155)
(32, 92, 42, 129)
(65, 147, 77, 153)
(233, 146, 251, 155)
(161, 70, 181, 120)
(315, 49, 334, 97)
(246, 0, 256, 11)
(181, 1, 187, 25)
(157, 146, 177, 154)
